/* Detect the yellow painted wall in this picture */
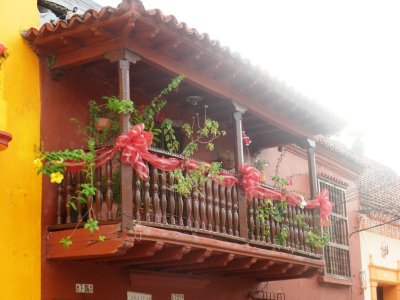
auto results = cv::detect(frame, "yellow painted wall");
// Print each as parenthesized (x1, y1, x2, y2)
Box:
(360, 231, 400, 300)
(0, 0, 41, 299)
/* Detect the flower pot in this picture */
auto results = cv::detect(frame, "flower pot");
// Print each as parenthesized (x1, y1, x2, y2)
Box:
(221, 157, 235, 170)
(259, 172, 266, 183)
(96, 117, 111, 131)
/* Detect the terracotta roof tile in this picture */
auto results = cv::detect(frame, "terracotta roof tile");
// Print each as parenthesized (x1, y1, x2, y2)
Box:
(24, 0, 343, 135)
(315, 135, 365, 167)
(358, 160, 400, 217)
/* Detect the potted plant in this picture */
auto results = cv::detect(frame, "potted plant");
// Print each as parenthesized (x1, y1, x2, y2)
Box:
(253, 157, 268, 182)
(215, 149, 235, 170)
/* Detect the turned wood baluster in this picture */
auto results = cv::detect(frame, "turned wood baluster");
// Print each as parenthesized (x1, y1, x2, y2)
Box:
(152, 167, 161, 223)
(76, 172, 83, 222)
(283, 205, 289, 246)
(269, 209, 276, 244)
(226, 185, 233, 235)
(192, 179, 200, 229)
(185, 171, 192, 227)
(259, 200, 266, 242)
(213, 181, 220, 232)
(144, 164, 151, 222)
(254, 198, 261, 241)
(57, 182, 63, 225)
(301, 209, 309, 251)
(248, 198, 255, 240)
(177, 188, 184, 226)
(160, 170, 167, 224)
(206, 179, 213, 231)
(297, 207, 304, 250)
(133, 171, 141, 221)
(275, 212, 281, 245)
(292, 207, 299, 249)
(306, 209, 314, 253)
(287, 206, 294, 248)
(105, 161, 113, 220)
(168, 172, 176, 225)
(95, 167, 103, 221)
(199, 181, 206, 230)
(232, 185, 239, 236)
(65, 172, 72, 224)
(219, 185, 227, 234)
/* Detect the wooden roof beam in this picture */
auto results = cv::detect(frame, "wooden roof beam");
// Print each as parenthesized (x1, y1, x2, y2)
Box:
(120, 15, 136, 37)
(60, 36, 82, 47)
(164, 253, 235, 272)
(236, 263, 294, 278)
(223, 260, 275, 276)
(90, 26, 114, 38)
(33, 13, 131, 46)
(155, 249, 213, 269)
(125, 39, 313, 138)
(112, 245, 191, 266)
(134, 27, 161, 40)
(154, 39, 182, 52)
(194, 257, 258, 274)
(178, 50, 205, 65)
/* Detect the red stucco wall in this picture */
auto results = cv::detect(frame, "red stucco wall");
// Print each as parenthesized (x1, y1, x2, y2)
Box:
(40, 62, 363, 300)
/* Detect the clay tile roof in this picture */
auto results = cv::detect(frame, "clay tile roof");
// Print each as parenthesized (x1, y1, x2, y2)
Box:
(24, 0, 343, 136)
(358, 160, 400, 217)
(315, 135, 365, 168)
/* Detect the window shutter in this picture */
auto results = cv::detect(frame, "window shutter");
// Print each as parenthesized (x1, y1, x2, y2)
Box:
(319, 180, 351, 278)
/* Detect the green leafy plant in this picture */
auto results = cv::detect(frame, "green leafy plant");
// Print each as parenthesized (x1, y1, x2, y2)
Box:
(59, 236, 72, 249)
(181, 105, 226, 157)
(257, 200, 287, 223)
(253, 157, 268, 172)
(276, 226, 289, 246)
(35, 74, 228, 249)
(171, 162, 222, 197)
(130, 75, 184, 152)
(306, 230, 330, 248)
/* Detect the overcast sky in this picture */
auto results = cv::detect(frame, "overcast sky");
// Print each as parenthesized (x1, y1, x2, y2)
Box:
(96, 0, 400, 174)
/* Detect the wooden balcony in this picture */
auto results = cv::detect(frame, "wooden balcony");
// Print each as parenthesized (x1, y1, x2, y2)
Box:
(46, 148, 324, 281)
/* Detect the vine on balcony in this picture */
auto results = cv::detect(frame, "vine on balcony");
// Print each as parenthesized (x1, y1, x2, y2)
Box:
(256, 150, 329, 248)
(34, 75, 228, 249)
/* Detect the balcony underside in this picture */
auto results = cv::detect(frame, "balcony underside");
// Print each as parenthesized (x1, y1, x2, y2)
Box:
(48, 224, 323, 281)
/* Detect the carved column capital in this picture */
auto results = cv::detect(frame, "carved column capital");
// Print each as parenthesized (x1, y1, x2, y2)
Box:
(232, 101, 247, 114)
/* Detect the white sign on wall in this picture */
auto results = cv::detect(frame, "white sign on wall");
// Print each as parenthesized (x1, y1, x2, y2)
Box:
(171, 294, 184, 300)
(127, 291, 152, 300)
(75, 284, 93, 294)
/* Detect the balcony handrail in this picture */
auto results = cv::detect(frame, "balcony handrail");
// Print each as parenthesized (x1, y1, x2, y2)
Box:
(51, 146, 320, 258)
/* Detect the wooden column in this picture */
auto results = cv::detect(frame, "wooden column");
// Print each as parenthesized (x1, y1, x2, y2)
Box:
(305, 138, 323, 254)
(306, 138, 318, 198)
(233, 102, 248, 238)
(107, 49, 140, 231)
(119, 59, 133, 231)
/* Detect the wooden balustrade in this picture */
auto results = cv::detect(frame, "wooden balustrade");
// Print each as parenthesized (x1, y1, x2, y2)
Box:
(248, 196, 319, 254)
(54, 148, 319, 257)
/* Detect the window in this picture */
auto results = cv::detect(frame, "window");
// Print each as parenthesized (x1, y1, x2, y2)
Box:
(319, 180, 351, 278)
